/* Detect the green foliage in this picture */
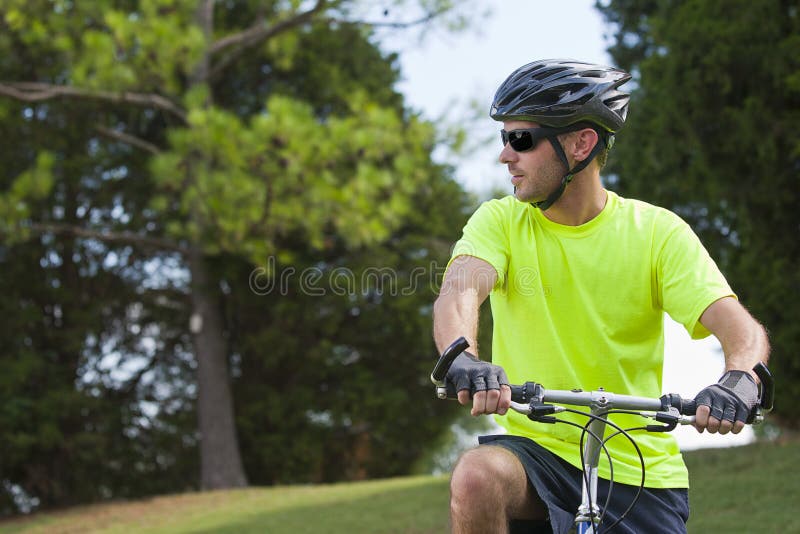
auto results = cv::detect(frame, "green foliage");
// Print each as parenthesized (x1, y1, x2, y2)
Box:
(0, 152, 54, 241)
(597, 0, 800, 424)
(4, 0, 205, 92)
(150, 93, 438, 260)
(0, 237, 196, 514)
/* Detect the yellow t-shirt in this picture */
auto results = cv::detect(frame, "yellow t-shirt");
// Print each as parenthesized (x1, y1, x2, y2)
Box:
(448, 191, 734, 488)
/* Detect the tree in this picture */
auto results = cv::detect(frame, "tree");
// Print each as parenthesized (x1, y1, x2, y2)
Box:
(225, 164, 474, 484)
(0, 94, 199, 513)
(596, 0, 800, 424)
(0, 0, 478, 510)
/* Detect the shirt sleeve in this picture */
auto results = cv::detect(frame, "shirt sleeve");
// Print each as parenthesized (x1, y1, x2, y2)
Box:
(656, 217, 736, 339)
(447, 198, 511, 290)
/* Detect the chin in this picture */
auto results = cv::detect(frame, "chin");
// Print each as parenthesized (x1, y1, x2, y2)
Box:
(513, 190, 535, 203)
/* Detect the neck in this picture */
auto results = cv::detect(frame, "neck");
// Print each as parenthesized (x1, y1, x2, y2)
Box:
(541, 169, 607, 226)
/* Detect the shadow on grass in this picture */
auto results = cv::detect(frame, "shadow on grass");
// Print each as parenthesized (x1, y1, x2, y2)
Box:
(185, 477, 451, 534)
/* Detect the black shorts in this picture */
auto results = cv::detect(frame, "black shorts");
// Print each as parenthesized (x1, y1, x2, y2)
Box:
(479, 435, 689, 534)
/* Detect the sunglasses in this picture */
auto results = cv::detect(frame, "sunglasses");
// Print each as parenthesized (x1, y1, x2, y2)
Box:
(500, 127, 562, 152)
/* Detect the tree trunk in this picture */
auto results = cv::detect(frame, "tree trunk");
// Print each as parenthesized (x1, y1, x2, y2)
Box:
(189, 246, 248, 489)
(184, 0, 247, 490)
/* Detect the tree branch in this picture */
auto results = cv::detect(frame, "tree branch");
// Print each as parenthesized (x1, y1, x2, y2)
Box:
(95, 125, 162, 155)
(354, 6, 452, 29)
(207, 0, 328, 81)
(0, 82, 187, 123)
(190, 0, 215, 85)
(209, 0, 326, 56)
(25, 222, 187, 253)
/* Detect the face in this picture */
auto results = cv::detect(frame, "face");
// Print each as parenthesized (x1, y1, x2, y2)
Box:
(499, 120, 564, 204)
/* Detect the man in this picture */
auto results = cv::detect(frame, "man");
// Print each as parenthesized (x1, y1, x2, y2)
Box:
(433, 59, 770, 534)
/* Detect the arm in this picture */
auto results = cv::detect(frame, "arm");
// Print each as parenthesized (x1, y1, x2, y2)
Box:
(433, 255, 510, 415)
(694, 296, 771, 434)
(433, 255, 496, 355)
(700, 297, 769, 378)
(699, 296, 770, 374)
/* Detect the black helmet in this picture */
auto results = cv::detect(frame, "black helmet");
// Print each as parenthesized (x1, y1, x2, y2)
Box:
(490, 59, 631, 132)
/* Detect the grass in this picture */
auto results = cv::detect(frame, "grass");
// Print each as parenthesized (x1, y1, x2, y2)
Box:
(1, 439, 797, 533)
(0, 476, 451, 534)
(684, 438, 800, 532)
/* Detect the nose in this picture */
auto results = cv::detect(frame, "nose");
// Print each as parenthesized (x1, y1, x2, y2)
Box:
(499, 142, 517, 164)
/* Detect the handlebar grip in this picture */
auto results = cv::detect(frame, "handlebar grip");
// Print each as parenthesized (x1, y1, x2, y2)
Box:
(661, 393, 697, 416)
(431, 337, 470, 383)
(680, 399, 696, 416)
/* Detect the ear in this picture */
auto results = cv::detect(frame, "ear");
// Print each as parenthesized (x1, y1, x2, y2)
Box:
(570, 128, 599, 162)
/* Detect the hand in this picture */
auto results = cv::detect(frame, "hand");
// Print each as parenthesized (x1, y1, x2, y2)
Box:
(446, 352, 511, 416)
(694, 370, 759, 434)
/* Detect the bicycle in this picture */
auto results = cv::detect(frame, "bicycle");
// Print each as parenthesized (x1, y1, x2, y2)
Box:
(430, 337, 775, 534)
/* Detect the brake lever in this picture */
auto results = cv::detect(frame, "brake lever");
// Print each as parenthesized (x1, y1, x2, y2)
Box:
(430, 337, 470, 399)
(747, 361, 774, 424)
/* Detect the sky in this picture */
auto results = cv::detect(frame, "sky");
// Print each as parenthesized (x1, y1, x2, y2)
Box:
(392, 0, 613, 195)
(385, 1, 753, 450)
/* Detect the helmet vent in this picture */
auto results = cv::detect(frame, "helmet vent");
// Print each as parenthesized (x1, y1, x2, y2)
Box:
(580, 69, 606, 79)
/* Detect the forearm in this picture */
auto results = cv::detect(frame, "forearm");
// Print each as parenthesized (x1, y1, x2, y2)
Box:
(433, 255, 497, 357)
(433, 289, 481, 356)
(700, 297, 770, 376)
(720, 319, 770, 374)
(433, 258, 509, 416)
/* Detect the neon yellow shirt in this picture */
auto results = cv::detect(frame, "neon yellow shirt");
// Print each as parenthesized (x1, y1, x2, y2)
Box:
(449, 191, 734, 488)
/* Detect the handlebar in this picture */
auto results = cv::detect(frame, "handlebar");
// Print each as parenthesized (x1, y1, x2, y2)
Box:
(431, 336, 774, 426)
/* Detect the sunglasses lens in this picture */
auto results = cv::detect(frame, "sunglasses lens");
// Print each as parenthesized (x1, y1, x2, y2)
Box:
(510, 131, 534, 151)
(501, 129, 538, 152)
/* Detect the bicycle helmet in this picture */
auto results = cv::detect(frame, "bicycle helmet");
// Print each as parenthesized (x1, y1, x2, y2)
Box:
(491, 59, 632, 210)
(490, 59, 631, 132)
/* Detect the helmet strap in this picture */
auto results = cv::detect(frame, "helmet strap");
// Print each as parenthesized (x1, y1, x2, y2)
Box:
(532, 130, 608, 211)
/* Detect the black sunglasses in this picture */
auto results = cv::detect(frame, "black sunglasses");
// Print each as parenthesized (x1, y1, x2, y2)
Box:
(500, 127, 562, 152)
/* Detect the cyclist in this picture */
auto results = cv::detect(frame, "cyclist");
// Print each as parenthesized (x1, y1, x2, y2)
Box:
(433, 59, 771, 534)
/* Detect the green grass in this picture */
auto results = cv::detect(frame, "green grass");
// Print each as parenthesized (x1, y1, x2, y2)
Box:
(0, 476, 451, 534)
(1, 440, 797, 533)
(684, 439, 800, 532)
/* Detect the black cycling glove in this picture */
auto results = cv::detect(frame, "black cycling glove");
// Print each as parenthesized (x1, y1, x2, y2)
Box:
(446, 351, 509, 396)
(694, 370, 759, 423)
